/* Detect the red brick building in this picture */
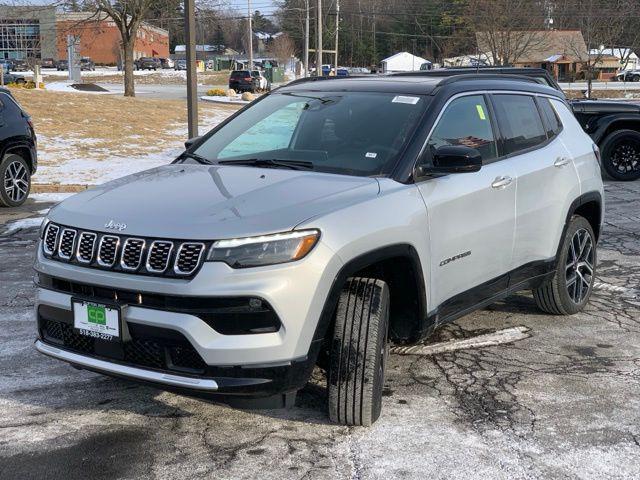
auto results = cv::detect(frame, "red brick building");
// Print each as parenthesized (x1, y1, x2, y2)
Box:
(55, 12, 169, 65)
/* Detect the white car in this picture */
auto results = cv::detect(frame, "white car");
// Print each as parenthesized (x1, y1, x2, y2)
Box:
(34, 73, 603, 426)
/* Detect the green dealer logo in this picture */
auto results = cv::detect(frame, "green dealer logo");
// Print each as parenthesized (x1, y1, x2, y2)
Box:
(87, 305, 106, 325)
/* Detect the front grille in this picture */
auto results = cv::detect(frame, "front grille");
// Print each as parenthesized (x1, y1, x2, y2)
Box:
(41, 223, 208, 278)
(175, 243, 205, 275)
(76, 232, 97, 264)
(40, 316, 207, 374)
(44, 224, 60, 255)
(58, 229, 77, 260)
(97, 235, 119, 267)
(146, 241, 173, 273)
(121, 238, 146, 271)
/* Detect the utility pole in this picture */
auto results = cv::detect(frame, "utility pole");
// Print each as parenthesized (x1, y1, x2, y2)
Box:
(184, 0, 198, 139)
(304, 0, 309, 77)
(334, 0, 339, 70)
(316, 0, 322, 76)
(247, 0, 253, 69)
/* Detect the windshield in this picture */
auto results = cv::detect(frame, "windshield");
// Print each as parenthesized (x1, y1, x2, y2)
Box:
(193, 91, 428, 177)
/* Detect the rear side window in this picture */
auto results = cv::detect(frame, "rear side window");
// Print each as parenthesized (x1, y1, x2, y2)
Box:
(538, 97, 563, 138)
(492, 94, 547, 155)
(427, 95, 497, 162)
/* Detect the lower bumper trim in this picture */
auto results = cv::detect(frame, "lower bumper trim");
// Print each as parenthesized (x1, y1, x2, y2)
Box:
(35, 340, 219, 391)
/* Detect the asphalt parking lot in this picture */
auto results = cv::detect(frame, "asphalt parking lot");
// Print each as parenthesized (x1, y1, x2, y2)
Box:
(1, 180, 639, 480)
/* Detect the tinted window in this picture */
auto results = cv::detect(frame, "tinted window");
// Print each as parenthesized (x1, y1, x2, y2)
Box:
(427, 95, 497, 162)
(492, 94, 547, 154)
(538, 97, 563, 137)
(194, 91, 428, 177)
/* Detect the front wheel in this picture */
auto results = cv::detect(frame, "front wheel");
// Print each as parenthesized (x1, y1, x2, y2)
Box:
(328, 277, 390, 426)
(0, 153, 31, 207)
(600, 129, 640, 181)
(533, 216, 596, 315)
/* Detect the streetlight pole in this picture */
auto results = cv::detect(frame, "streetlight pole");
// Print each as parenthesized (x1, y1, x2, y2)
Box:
(184, 0, 198, 139)
(316, 0, 322, 76)
(247, 0, 253, 69)
(304, 0, 309, 77)
(334, 0, 339, 70)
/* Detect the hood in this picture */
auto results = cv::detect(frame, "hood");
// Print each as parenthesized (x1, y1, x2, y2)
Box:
(48, 164, 380, 240)
(570, 99, 640, 115)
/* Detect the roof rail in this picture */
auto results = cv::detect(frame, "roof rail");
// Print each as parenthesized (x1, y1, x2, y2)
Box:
(431, 73, 542, 86)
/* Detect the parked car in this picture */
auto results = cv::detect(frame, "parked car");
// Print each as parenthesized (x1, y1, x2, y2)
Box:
(40, 58, 56, 69)
(336, 67, 349, 76)
(80, 58, 95, 71)
(0, 87, 37, 207)
(34, 73, 603, 426)
(1, 63, 26, 85)
(614, 69, 640, 82)
(11, 60, 28, 72)
(414, 67, 640, 181)
(229, 70, 257, 92)
(250, 70, 269, 91)
(174, 59, 187, 71)
(135, 57, 161, 70)
(56, 59, 68, 71)
(159, 57, 174, 69)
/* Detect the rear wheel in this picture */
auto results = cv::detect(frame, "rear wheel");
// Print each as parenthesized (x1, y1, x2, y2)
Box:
(533, 216, 596, 315)
(600, 129, 640, 181)
(0, 153, 31, 207)
(328, 277, 390, 426)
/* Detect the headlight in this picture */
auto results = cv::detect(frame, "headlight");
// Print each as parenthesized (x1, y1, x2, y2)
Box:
(207, 229, 320, 268)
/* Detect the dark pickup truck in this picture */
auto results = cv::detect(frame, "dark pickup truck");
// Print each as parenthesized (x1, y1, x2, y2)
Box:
(403, 67, 640, 181)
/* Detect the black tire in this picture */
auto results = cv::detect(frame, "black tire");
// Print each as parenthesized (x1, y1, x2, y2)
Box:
(328, 277, 390, 426)
(533, 216, 596, 315)
(600, 129, 640, 181)
(634, 75, 640, 82)
(0, 153, 31, 207)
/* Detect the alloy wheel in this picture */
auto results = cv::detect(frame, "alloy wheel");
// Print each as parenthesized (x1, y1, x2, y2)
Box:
(565, 228, 594, 304)
(3, 159, 29, 203)
(611, 140, 640, 174)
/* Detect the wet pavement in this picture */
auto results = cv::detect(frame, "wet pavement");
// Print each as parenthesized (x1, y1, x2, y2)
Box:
(0, 181, 639, 479)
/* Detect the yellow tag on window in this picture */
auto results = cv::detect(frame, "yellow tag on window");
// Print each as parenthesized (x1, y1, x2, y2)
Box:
(476, 104, 486, 120)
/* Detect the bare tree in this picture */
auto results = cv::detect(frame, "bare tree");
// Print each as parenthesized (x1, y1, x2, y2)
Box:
(87, 0, 159, 96)
(269, 33, 296, 66)
(467, 0, 548, 66)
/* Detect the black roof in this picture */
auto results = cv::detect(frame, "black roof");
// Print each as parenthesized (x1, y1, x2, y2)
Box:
(279, 72, 564, 98)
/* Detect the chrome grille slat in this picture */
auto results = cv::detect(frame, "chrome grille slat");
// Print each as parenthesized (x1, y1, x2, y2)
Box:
(97, 235, 120, 267)
(146, 240, 174, 273)
(120, 238, 146, 271)
(43, 224, 60, 256)
(174, 243, 206, 275)
(76, 232, 97, 264)
(58, 228, 78, 260)
(41, 223, 206, 277)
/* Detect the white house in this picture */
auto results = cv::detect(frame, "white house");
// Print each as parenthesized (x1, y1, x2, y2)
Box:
(589, 48, 638, 70)
(380, 52, 430, 72)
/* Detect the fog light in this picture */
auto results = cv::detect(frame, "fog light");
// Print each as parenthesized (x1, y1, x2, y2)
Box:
(249, 298, 262, 309)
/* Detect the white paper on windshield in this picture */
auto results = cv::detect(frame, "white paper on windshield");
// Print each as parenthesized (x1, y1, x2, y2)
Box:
(365, 152, 378, 158)
(392, 95, 420, 105)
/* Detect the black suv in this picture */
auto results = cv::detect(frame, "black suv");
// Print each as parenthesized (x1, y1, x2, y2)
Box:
(135, 57, 161, 71)
(228, 70, 255, 93)
(411, 67, 640, 181)
(0, 88, 37, 207)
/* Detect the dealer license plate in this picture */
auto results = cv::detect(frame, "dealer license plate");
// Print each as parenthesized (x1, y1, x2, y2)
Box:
(72, 299, 121, 342)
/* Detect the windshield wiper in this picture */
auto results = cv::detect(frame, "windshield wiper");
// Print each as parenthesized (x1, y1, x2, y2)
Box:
(180, 151, 213, 165)
(218, 158, 315, 170)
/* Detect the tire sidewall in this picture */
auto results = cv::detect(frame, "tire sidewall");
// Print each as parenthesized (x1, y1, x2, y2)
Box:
(555, 216, 597, 314)
(0, 154, 31, 207)
(600, 129, 640, 181)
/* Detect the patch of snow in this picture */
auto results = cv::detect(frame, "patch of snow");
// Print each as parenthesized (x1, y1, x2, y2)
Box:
(1, 209, 49, 235)
(30, 192, 76, 203)
(201, 95, 251, 105)
(390, 326, 531, 356)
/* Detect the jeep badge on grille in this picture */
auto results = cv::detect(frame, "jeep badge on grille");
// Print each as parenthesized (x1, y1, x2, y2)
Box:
(104, 220, 127, 231)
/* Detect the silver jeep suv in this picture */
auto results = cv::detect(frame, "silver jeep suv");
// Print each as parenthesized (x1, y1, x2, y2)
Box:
(34, 74, 604, 426)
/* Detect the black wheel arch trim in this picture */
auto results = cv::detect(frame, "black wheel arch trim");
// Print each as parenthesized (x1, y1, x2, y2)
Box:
(589, 114, 640, 144)
(1, 138, 37, 173)
(558, 191, 603, 254)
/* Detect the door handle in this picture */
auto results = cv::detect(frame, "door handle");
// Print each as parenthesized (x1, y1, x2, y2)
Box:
(554, 157, 571, 167)
(491, 176, 513, 189)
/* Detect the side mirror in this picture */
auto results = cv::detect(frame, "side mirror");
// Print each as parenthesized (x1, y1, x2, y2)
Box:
(416, 145, 482, 177)
(184, 136, 202, 150)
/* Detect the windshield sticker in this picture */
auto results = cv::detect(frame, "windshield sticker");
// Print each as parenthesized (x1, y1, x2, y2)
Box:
(476, 104, 487, 120)
(365, 152, 378, 158)
(392, 95, 420, 105)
